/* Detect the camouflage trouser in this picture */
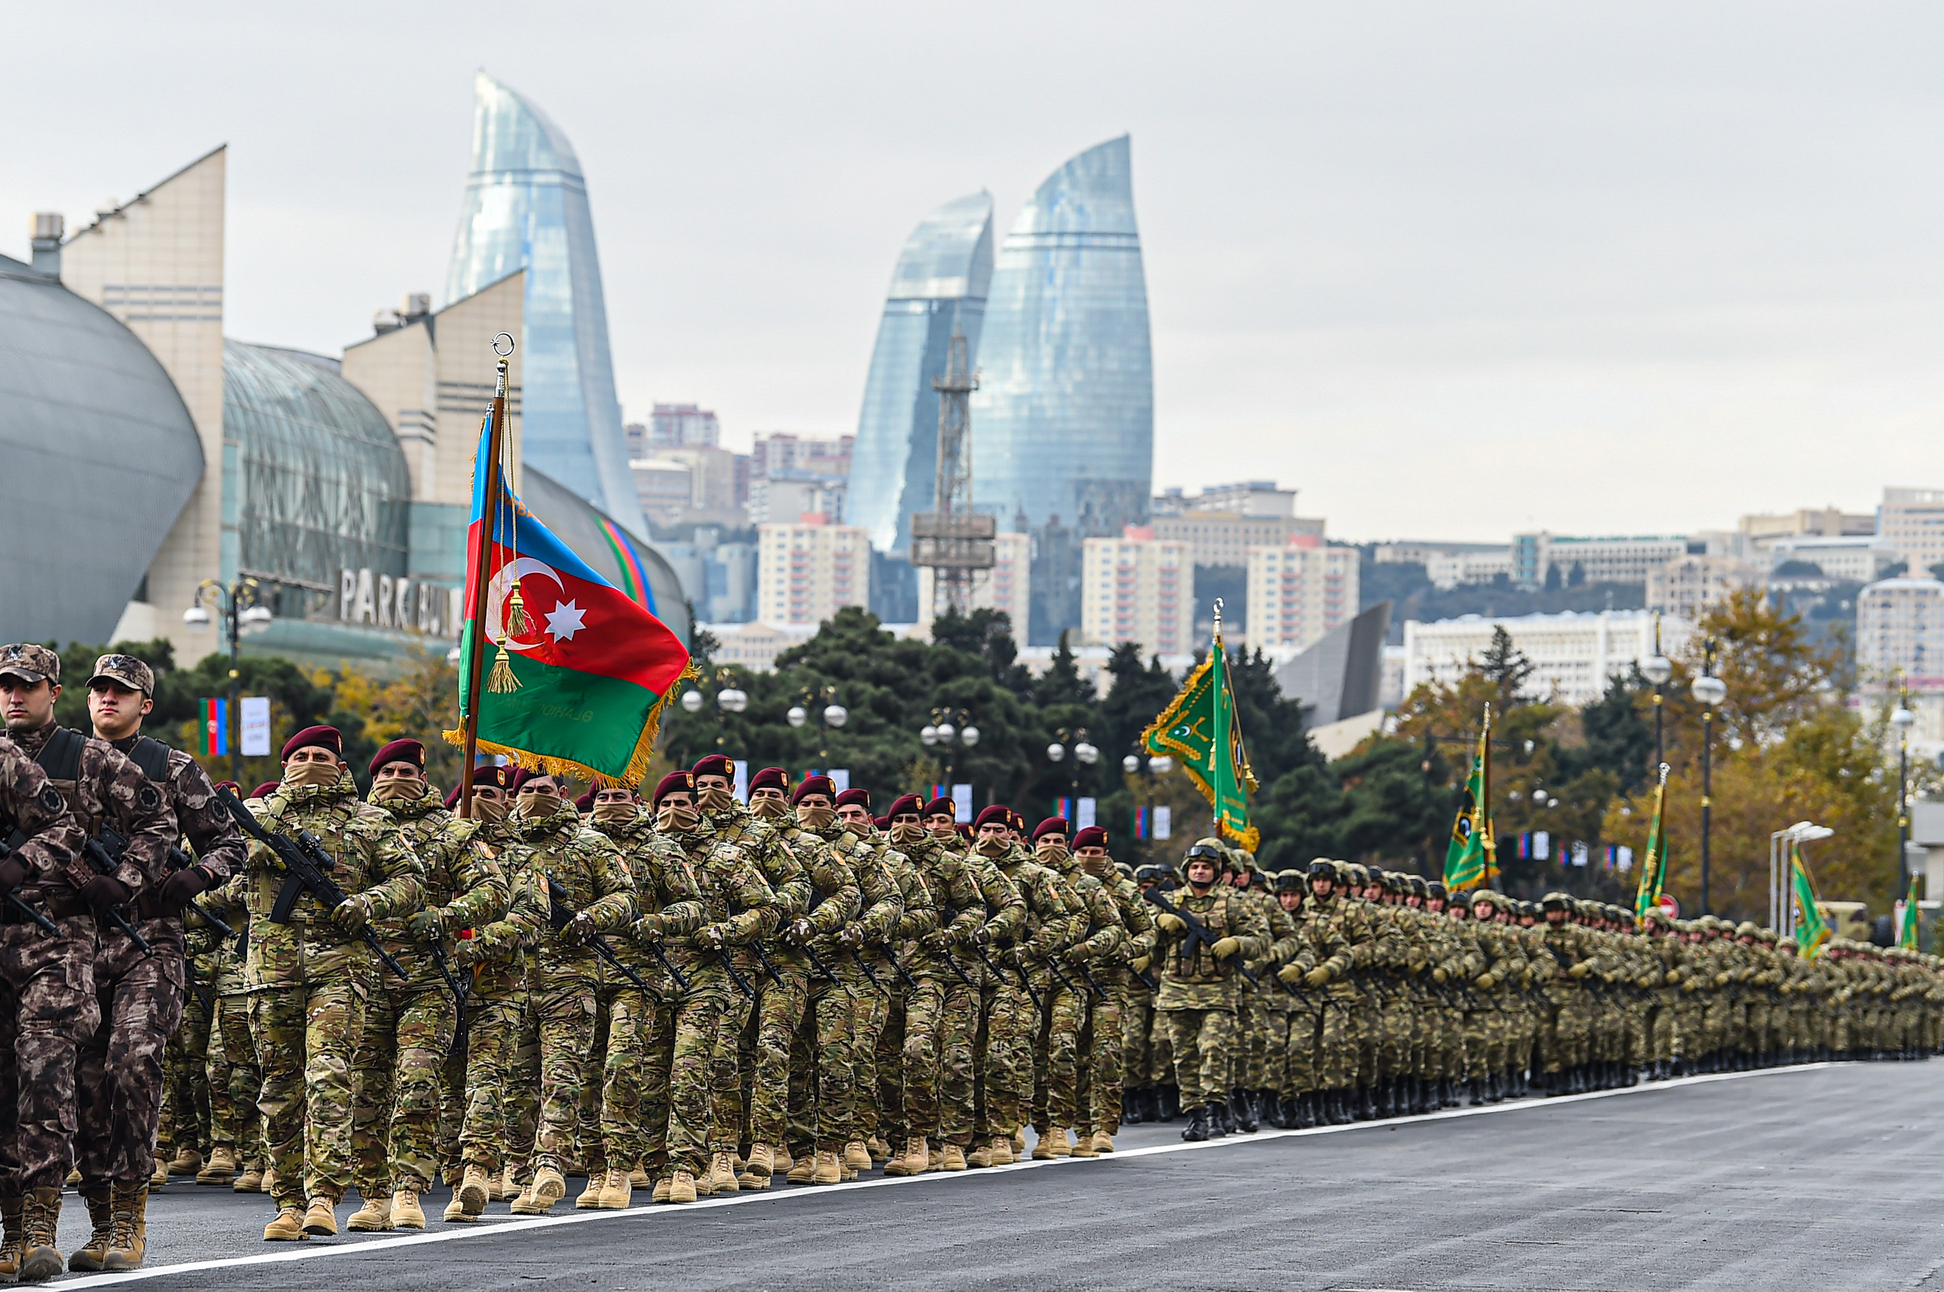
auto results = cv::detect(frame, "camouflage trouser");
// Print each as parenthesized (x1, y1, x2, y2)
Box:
(1259, 1005, 1290, 1097)
(527, 977, 597, 1174)
(1081, 980, 1127, 1134)
(78, 920, 188, 1190)
(1377, 993, 1413, 1079)
(350, 979, 457, 1195)
(1163, 1008, 1236, 1110)
(874, 989, 909, 1143)
(667, 975, 750, 1175)
(598, 986, 658, 1169)
(789, 971, 863, 1156)
(979, 980, 1035, 1139)
(1122, 993, 1154, 1092)
(207, 995, 262, 1161)
(851, 965, 892, 1143)
(892, 974, 944, 1140)
(155, 968, 213, 1163)
(1317, 998, 1355, 1090)
(251, 976, 369, 1208)
(0, 915, 101, 1195)
(937, 975, 982, 1145)
(437, 1014, 467, 1181)
(1282, 1006, 1320, 1095)
(1030, 979, 1084, 1132)
(505, 992, 542, 1172)
(747, 965, 807, 1149)
(1462, 1006, 1496, 1079)
(459, 985, 526, 1171)
(1352, 994, 1381, 1086)
(576, 993, 611, 1174)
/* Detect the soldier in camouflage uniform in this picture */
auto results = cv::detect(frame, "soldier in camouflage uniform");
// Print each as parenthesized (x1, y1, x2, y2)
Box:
(346, 739, 506, 1232)
(196, 869, 260, 1190)
(499, 769, 634, 1215)
(1301, 860, 1373, 1123)
(1072, 827, 1152, 1151)
(1151, 838, 1269, 1141)
(240, 725, 424, 1241)
(0, 645, 182, 1276)
(1026, 817, 1123, 1157)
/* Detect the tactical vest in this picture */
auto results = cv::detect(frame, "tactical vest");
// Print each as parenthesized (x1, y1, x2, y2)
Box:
(1172, 887, 1234, 981)
(18, 726, 90, 836)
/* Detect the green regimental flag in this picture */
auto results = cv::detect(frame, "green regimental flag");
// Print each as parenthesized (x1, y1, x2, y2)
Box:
(1791, 842, 1831, 958)
(1443, 707, 1493, 891)
(1633, 762, 1671, 921)
(1899, 874, 1922, 950)
(1142, 614, 1259, 851)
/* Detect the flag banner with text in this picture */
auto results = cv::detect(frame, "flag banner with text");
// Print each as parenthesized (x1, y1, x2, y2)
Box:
(1142, 641, 1259, 850)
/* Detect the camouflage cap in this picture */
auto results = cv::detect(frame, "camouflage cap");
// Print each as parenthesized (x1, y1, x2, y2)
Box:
(0, 644, 59, 686)
(86, 652, 154, 695)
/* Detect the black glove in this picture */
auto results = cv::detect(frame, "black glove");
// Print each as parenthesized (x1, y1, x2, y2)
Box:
(157, 868, 211, 913)
(0, 855, 29, 893)
(80, 874, 131, 914)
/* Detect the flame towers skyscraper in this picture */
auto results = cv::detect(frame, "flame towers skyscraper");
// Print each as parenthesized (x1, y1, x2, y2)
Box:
(446, 71, 646, 535)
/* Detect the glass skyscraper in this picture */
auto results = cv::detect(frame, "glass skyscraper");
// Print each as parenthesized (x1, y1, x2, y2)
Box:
(446, 71, 647, 536)
(969, 135, 1154, 640)
(846, 192, 994, 556)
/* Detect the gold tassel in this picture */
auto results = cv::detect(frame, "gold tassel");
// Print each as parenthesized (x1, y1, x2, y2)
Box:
(505, 585, 533, 639)
(486, 644, 520, 693)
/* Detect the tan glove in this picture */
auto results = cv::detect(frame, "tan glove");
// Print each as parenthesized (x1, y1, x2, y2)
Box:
(1432, 967, 1448, 983)
(1475, 971, 1497, 990)
(331, 897, 370, 935)
(1130, 954, 1151, 974)
(1278, 963, 1305, 985)
(1568, 961, 1592, 979)
(1211, 936, 1241, 960)
(1304, 965, 1333, 987)
(1155, 913, 1187, 935)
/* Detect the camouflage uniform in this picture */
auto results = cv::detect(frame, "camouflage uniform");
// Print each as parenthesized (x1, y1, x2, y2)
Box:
(986, 844, 1082, 1142)
(351, 786, 506, 1198)
(860, 830, 935, 1152)
(198, 878, 259, 1170)
(454, 822, 547, 1177)
(243, 771, 423, 1209)
(1037, 846, 1126, 1139)
(1152, 875, 1269, 1117)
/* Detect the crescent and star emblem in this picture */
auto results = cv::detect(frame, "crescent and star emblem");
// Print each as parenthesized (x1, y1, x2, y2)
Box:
(485, 558, 587, 653)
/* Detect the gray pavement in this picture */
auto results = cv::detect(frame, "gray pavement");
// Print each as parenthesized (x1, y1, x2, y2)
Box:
(53, 1060, 1944, 1290)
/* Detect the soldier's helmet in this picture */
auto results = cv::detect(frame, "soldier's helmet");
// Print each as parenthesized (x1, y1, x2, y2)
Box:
(1134, 865, 1163, 884)
(1469, 890, 1499, 912)
(1426, 879, 1448, 901)
(1273, 869, 1304, 894)
(1408, 875, 1428, 898)
(1306, 858, 1336, 881)
(1735, 921, 1760, 938)
(1540, 891, 1572, 912)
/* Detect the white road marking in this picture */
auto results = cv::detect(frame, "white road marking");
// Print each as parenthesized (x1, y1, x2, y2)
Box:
(61, 1062, 1834, 1288)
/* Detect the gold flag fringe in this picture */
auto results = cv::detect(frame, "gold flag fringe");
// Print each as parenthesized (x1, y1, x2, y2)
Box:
(443, 659, 698, 791)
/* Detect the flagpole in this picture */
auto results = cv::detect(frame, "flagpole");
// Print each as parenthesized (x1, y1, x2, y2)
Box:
(1481, 702, 1496, 890)
(459, 339, 513, 816)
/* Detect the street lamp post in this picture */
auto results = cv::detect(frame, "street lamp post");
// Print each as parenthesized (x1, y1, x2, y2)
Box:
(786, 685, 847, 767)
(1691, 638, 1727, 916)
(920, 707, 980, 788)
(183, 578, 272, 784)
(1641, 613, 1673, 773)
(1894, 683, 1917, 899)
(1046, 726, 1100, 814)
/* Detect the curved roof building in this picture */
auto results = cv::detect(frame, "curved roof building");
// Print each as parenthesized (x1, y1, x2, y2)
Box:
(845, 192, 994, 555)
(969, 136, 1153, 539)
(523, 467, 692, 646)
(0, 255, 202, 643)
(445, 72, 646, 537)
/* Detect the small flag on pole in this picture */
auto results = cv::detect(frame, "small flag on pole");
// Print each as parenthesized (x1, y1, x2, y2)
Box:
(1791, 841, 1831, 957)
(201, 698, 228, 758)
(1899, 874, 1922, 950)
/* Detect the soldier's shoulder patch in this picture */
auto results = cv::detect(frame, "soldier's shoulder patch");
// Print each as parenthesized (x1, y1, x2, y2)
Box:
(38, 785, 63, 815)
(135, 781, 162, 813)
(473, 840, 497, 861)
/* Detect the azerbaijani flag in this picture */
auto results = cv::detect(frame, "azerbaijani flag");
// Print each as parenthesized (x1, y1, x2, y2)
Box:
(201, 698, 228, 757)
(445, 413, 692, 786)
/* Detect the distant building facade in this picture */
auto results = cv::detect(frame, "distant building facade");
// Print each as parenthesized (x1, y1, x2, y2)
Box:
(1402, 610, 1694, 708)
(918, 530, 1031, 637)
(756, 519, 870, 626)
(1511, 532, 1692, 587)
(1645, 554, 1762, 620)
(1857, 577, 1944, 688)
(1080, 527, 1191, 657)
(1244, 538, 1359, 652)
(1876, 488, 1944, 577)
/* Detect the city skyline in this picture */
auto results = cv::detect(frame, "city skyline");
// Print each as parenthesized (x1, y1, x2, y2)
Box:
(7, 3, 1944, 543)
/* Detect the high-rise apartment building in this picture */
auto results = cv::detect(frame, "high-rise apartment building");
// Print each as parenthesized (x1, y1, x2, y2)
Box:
(1080, 527, 1191, 657)
(446, 72, 645, 535)
(973, 137, 1153, 642)
(1879, 488, 1944, 578)
(1244, 538, 1358, 652)
(846, 193, 993, 556)
(1858, 576, 1944, 687)
(1402, 610, 1693, 707)
(756, 518, 870, 626)
(1645, 554, 1761, 621)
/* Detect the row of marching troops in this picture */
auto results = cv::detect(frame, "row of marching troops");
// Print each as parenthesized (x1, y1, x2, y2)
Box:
(3, 636, 1939, 1276)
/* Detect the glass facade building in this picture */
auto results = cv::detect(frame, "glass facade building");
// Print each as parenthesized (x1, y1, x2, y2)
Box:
(969, 136, 1153, 639)
(445, 71, 646, 536)
(845, 192, 994, 557)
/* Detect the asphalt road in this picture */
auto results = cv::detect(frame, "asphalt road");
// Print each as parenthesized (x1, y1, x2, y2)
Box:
(52, 1060, 1944, 1291)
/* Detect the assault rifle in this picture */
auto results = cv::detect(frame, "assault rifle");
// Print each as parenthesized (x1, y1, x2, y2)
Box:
(0, 839, 62, 935)
(542, 875, 652, 996)
(215, 786, 407, 981)
(1142, 887, 1259, 987)
(79, 836, 153, 957)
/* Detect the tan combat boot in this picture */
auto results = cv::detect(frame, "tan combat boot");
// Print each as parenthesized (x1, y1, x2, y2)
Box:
(866, 1136, 890, 1164)
(101, 1183, 147, 1271)
(18, 1187, 65, 1281)
(197, 1145, 238, 1186)
(650, 1177, 673, 1204)
(66, 1189, 113, 1272)
(527, 1166, 567, 1214)
(628, 1165, 649, 1190)
(940, 1144, 968, 1172)
(595, 1168, 631, 1209)
(842, 1140, 872, 1172)
(1090, 1131, 1115, 1154)
(346, 1193, 392, 1232)
(667, 1171, 698, 1204)
(63, 1168, 80, 1188)
(772, 1147, 796, 1178)
(811, 1149, 842, 1185)
(495, 1165, 521, 1201)
(260, 1167, 279, 1196)
(458, 1164, 492, 1216)
(148, 1157, 167, 1189)
(739, 1143, 774, 1191)
(709, 1151, 739, 1195)
(928, 1145, 945, 1172)
(166, 1147, 203, 1178)
(0, 1196, 23, 1280)
(1010, 1129, 1026, 1157)
(391, 1188, 426, 1230)
(262, 1207, 306, 1242)
(785, 1154, 816, 1185)
(303, 1197, 340, 1237)
(1033, 1127, 1072, 1159)
(233, 1163, 264, 1193)
(574, 1173, 603, 1209)
(1068, 1129, 1097, 1159)
(989, 1134, 1016, 1165)
(966, 1141, 993, 1168)
(442, 1193, 472, 1224)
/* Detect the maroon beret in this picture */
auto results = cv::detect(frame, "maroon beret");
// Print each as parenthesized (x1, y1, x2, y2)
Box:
(249, 781, 281, 800)
(1072, 825, 1110, 851)
(923, 796, 956, 819)
(834, 788, 872, 811)
(574, 790, 596, 813)
(444, 785, 463, 810)
(281, 725, 342, 762)
(749, 766, 790, 795)
(653, 770, 695, 806)
(509, 767, 555, 793)
(473, 764, 516, 791)
(957, 823, 974, 840)
(975, 804, 1012, 830)
(213, 780, 240, 796)
(1009, 811, 1027, 835)
(886, 793, 924, 820)
(369, 738, 425, 778)
(1033, 816, 1071, 842)
(793, 774, 835, 804)
(691, 753, 735, 781)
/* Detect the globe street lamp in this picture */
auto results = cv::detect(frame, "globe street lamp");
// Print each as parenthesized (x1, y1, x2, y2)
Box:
(1894, 683, 1917, 899)
(921, 707, 979, 787)
(679, 668, 750, 751)
(1691, 639, 1728, 915)
(1047, 726, 1099, 810)
(789, 685, 846, 766)
(184, 577, 272, 784)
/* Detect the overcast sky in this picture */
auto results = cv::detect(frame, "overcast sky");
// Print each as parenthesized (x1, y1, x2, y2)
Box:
(6, 2, 1942, 542)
